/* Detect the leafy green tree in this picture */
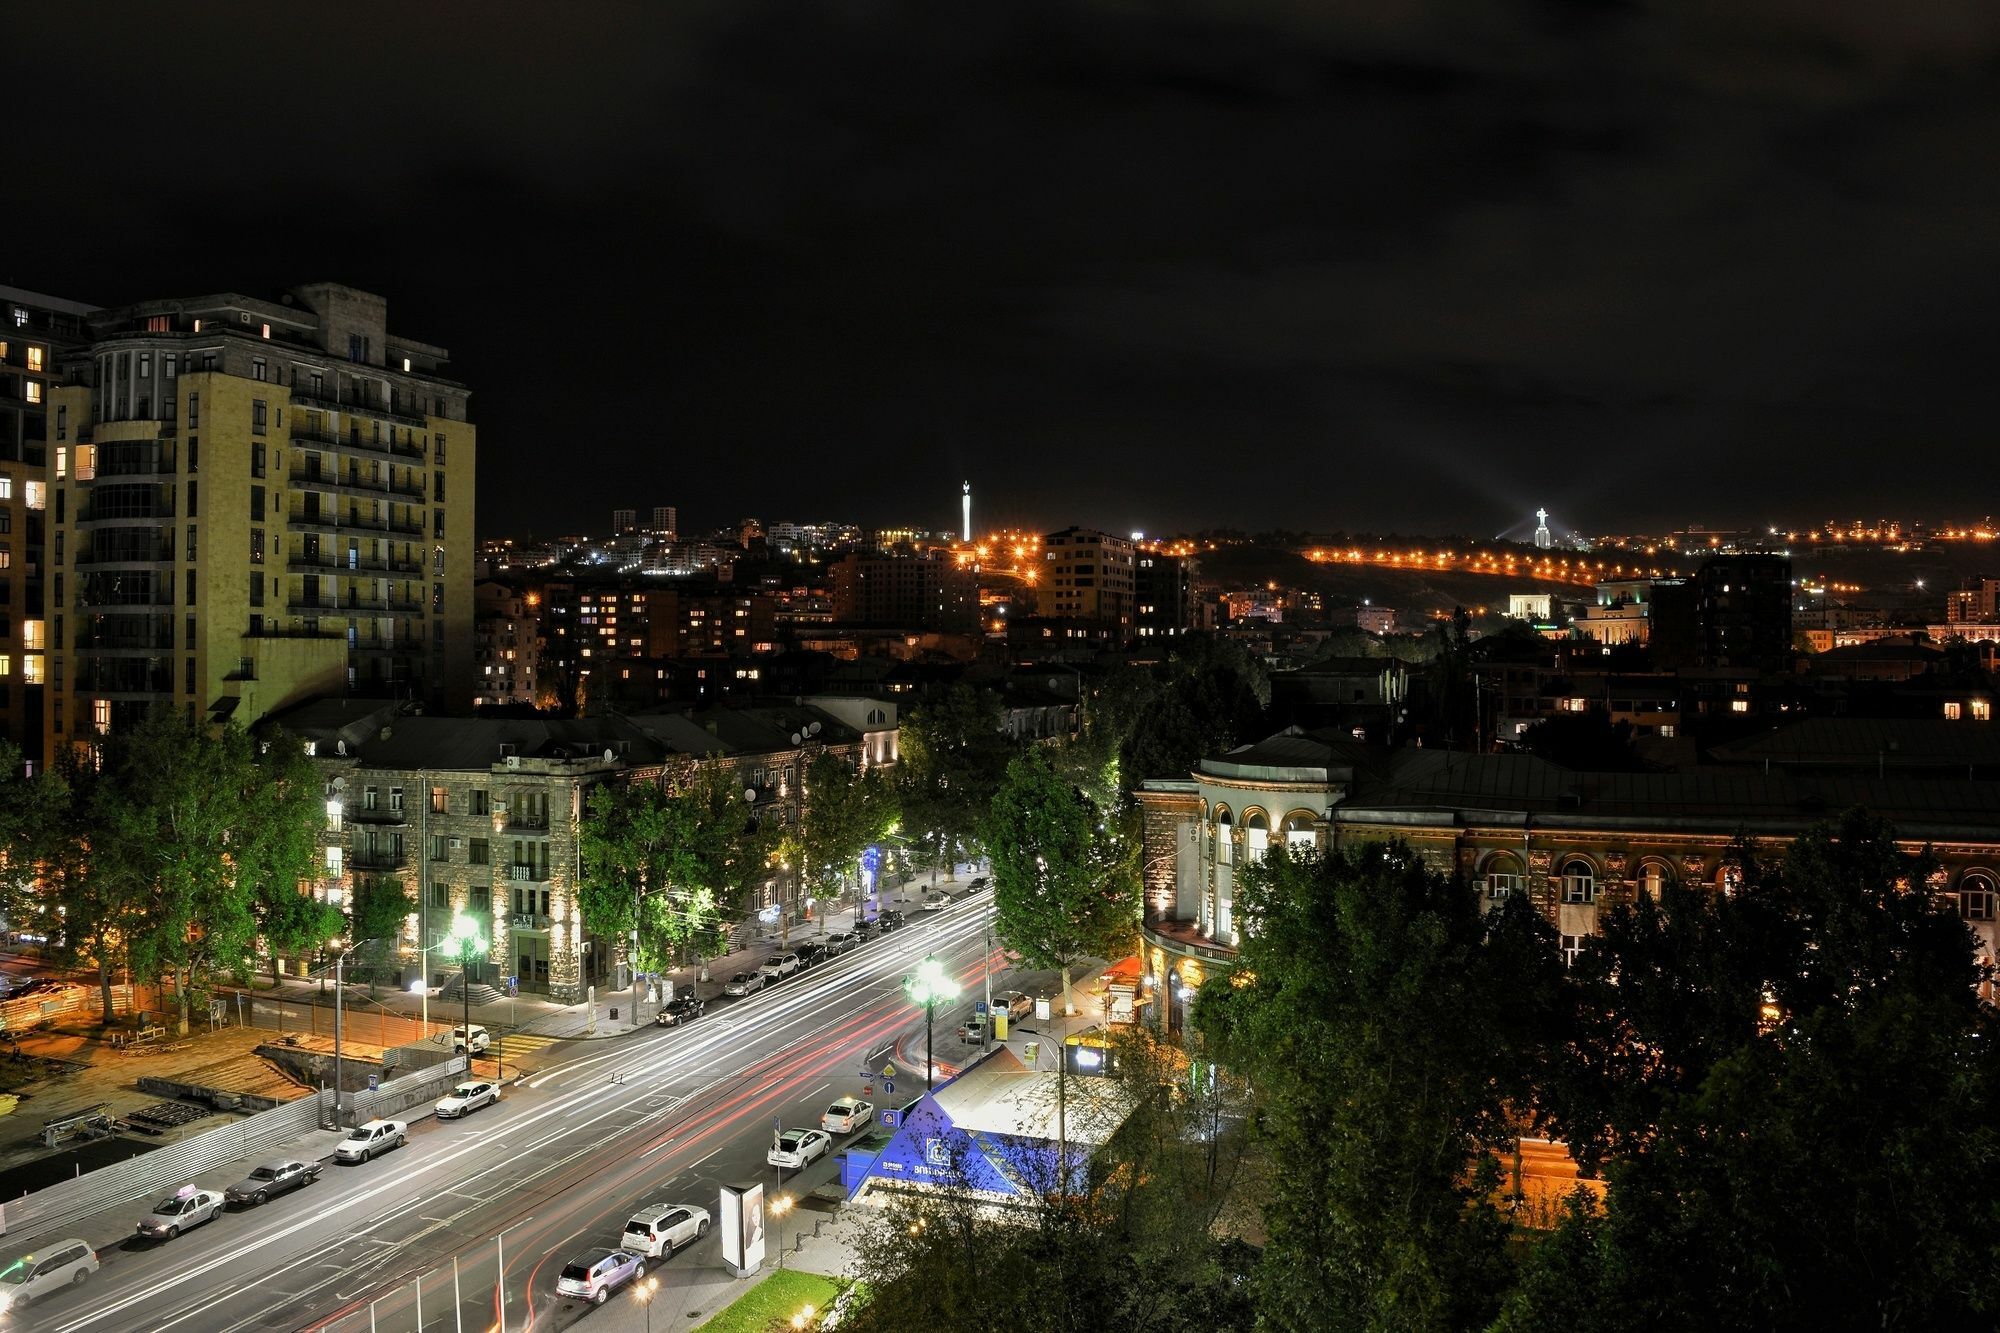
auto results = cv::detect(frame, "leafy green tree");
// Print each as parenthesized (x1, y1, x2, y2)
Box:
(986, 747, 1137, 1016)
(95, 715, 264, 1034)
(1194, 839, 1561, 1333)
(1079, 637, 1269, 802)
(241, 728, 341, 982)
(786, 750, 896, 922)
(348, 874, 414, 997)
(1515, 810, 2000, 1332)
(897, 684, 1012, 884)
(14, 745, 139, 1024)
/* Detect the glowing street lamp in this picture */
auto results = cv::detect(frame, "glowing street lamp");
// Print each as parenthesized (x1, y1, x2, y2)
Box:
(637, 1275, 660, 1333)
(903, 957, 959, 1091)
(449, 912, 487, 1070)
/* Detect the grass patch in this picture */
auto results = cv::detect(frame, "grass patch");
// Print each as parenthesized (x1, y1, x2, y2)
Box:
(692, 1269, 841, 1332)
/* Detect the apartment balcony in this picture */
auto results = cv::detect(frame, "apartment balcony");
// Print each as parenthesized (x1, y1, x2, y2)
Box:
(289, 387, 427, 430)
(503, 815, 550, 836)
(290, 420, 427, 462)
(504, 864, 551, 886)
(286, 553, 423, 578)
(288, 467, 426, 501)
(508, 912, 554, 934)
(351, 847, 408, 871)
(75, 541, 175, 567)
(347, 806, 408, 826)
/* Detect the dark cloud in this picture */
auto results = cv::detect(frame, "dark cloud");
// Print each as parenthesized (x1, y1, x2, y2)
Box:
(8, 0, 1999, 537)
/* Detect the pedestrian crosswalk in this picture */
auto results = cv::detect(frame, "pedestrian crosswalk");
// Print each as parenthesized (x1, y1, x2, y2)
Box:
(486, 1031, 564, 1067)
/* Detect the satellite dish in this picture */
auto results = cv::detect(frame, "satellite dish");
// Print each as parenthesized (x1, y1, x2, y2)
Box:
(743, 787, 758, 803)
(336, 740, 348, 756)
(791, 732, 802, 746)
(603, 749, 615, 762)
(809, 721, 821, 736)
(332, 776, 348, 791)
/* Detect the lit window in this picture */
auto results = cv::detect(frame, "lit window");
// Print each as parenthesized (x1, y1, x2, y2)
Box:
(1960, 874, 1998, 922)
(22, 656, 43, 685)
(1487, 873, 1523, 900)
(1946, 702, 1963, 721)
(26, 346, 43, 372)
(1561, 860, 1596, 903)
(260, 323, 271, 339)
(1730, 699, 1750, 714)
(326, 846, 343, 877)
(1559, 933, 1585, 967)
(24, 382, 40, 405)
(92, 699, 110, 733)
(0, 655, 9, 674)
(21, 620, 43, 651)
(1974, 700, 1993, 722)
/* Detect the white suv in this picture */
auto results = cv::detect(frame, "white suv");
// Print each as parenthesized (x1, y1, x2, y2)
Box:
(622, 1202, 711, 1257)
(451, 1024, 491, 1053)
(0, 1239, 98, 1310)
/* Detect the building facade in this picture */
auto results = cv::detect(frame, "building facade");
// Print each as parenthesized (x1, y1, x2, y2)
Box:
(829, 553, 978, 633)
(42, 284, 475, 750)
(1136, 725, 2000, 1025)
(1042, 527, 1135, 628)
(473, 579, 542, 707)
(1135, 551, 1197, 639)
(0, 287, 95, 772)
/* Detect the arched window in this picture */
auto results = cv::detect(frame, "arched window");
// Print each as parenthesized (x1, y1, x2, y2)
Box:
(1639, 859, 1673, 900)
(1213, 806, 1234, 866)
(1560, 858, 1596, 904)
(1282, 811, 1318, 851)
(866, 707, 886, 725)
(1959, 871, 1998, 923)
(1717, 861, 1744, 896)
(1244, 811, 1269, 864)
(1485, 853, 1525, 901)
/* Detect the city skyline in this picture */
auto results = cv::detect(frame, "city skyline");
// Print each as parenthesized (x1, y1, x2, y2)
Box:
(12, 4, 2000, 537)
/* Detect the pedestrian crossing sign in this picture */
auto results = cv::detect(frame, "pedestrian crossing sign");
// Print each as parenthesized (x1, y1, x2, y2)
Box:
(881, 1063, 897, 1078)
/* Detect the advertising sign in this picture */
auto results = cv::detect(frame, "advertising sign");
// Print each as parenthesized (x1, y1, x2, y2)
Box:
(718, 1182, 767, 1275)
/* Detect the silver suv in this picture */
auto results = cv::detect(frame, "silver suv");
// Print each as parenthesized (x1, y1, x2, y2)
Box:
(0, 1239, 98, 1310)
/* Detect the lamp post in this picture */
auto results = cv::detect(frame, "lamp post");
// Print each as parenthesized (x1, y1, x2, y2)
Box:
(327, 936, 385, 1129)
(637, 1275, 659, 1333)
(903, 957, 959, 1091)
(772, 1193, 794, 1271)
(449, 912, 488, 1071)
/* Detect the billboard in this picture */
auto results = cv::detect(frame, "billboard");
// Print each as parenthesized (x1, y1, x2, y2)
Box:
(718, 1182, 766, 1274)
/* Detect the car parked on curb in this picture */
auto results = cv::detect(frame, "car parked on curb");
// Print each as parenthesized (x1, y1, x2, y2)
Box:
(793, 941, 827, 968)
(957, 1015, 988, 1043)
(622, 1202, 711, 1258)
(451, 1024, 491, 1053)
(878, 909, 907, 932)
(224, 1159, 320, 1207)
(655, 994, 705, 1027)
(334, 1118, 408, 1163)
(722, 971, 763, 998)
(136, 1187, 223, 1239)
(823, 932, 853, 954)
(768, 1127, 833, 1170)
(0, 1239, 98, 1309)
(851, 920, 879, 942)
(994, 990, 1035, 1021)
(968, 875, 990, 891)
(820, 1097, 874, 1134)
(922, 890, 950, 911)
(435, 1080, 500, 1119)
(556, 1248, 645, 1305)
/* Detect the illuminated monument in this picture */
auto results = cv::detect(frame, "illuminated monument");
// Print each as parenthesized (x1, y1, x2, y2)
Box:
(1534, 507, 1553, 549)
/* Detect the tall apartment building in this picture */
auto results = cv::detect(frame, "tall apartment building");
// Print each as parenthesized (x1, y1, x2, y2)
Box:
(1694, 553, 1793, 673)
(650, 506, 678, 539)
(1043, 527, 1135, 628)
(43, 284, 475, 749)
(1947, 577, 2000, 625)
(829, 553, 979, 632)
(0, 287, 95, 772)
(1134, 551, 1196, 639)
(611, 508, 638, 535)
(473, 579, 542, 707)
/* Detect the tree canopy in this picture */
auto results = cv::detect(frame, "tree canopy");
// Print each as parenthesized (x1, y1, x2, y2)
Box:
(897, 684, 1013, 883)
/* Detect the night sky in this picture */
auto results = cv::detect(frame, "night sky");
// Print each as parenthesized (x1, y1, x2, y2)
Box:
(11, 2, 2000, 541)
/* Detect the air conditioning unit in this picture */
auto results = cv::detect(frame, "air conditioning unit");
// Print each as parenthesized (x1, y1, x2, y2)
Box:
(492, 802, 509, 816)
(449, 838, 464, 850)
(504, 754, 521, 769)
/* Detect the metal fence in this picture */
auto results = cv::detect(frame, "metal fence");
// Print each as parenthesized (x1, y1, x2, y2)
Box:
(0, 1063, 464, 1250)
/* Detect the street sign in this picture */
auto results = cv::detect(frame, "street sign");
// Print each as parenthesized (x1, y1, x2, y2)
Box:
(367, 1073, 379, 1091)
(975, 1001, 988, 1016)
(880, 1109, 900, 1128)
(881, 1063, 896, 1078)
(883, 1078, 895, 1094)
(506, 975, 518, 997)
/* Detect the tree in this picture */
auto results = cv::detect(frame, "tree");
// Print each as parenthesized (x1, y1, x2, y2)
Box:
(95, 714, 266, 1035)
(1080, 637, 1269, 803)
(986, 747, 1137, 1016)
(786, 750, 896, 923)
(578, 773, 739, 980)
(241, 727, 341, 983)
(897, 684, 1012, 885)
(348, 874, 414, 998)
(1515, 810, 2000, 1332)
(1518, 707, 1644, 771)
(13, 745, 139, 1025)
(1194, 839, 1562, 1333)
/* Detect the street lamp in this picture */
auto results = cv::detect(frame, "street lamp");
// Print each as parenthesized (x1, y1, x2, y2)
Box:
(636, 1275, 659, 1333)
(772, 1193, 794, 1271)
(791, 1306, 816, 1331)
(449, 912, 487, 1071)
(327, 936, 386, 1129)
(903, 957, 959, 1091)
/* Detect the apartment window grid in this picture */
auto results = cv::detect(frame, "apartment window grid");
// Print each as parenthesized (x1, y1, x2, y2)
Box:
(1560, 861, 1597, 904)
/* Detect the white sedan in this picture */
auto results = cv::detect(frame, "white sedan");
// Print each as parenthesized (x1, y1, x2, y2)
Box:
(135, 1188, 224, 1240)
(436, 1080, 500, 1119)
(820, 1097, 874, 1134)
(767, 1128, 833, 1171)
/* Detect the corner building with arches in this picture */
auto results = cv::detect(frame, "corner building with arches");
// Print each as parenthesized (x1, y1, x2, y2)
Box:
(1136, 725, 2000, 1025)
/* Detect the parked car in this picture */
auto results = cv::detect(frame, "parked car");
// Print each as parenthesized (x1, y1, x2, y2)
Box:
(767, 1127, 833, 1171)
(793, 941, 827, 968)
(969, 875, 991, 891)
(622, 1202, 711, 1258)
(136, 1187, 224, 1239)
(773, 952, 803, 977)
(556, 1248, 645, 1305)
(879, 909, 907, 932)
(224, 1158, 320, 1207)
(957, 1015, 988, 1043)
(850, 920, 879, 942)
(722, 971, 763, 998)
(334, 1118, 408, 1163)
(655, 994, 705, 1027)
(823, 932, 853, 954)
(435, 1080, 501, 1119)
(820, 1097, 874, 1134)
(922, 890, 950, 911)
(451, 1024, 491, 1053)
(0, 1239, 98, 1309)
(995, 990, 1035, 1021)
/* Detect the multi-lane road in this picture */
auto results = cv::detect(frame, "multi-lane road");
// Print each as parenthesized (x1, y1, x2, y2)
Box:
(17, 893, 1003, 1333)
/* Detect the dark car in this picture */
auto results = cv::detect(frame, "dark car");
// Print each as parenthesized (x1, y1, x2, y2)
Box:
(851, 920, 879, 942)
(224, 1159, 320, 1207)
(878, 909, 907, 932)
(655, 994, 705, 1027)
(793, 942, 827, 968)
